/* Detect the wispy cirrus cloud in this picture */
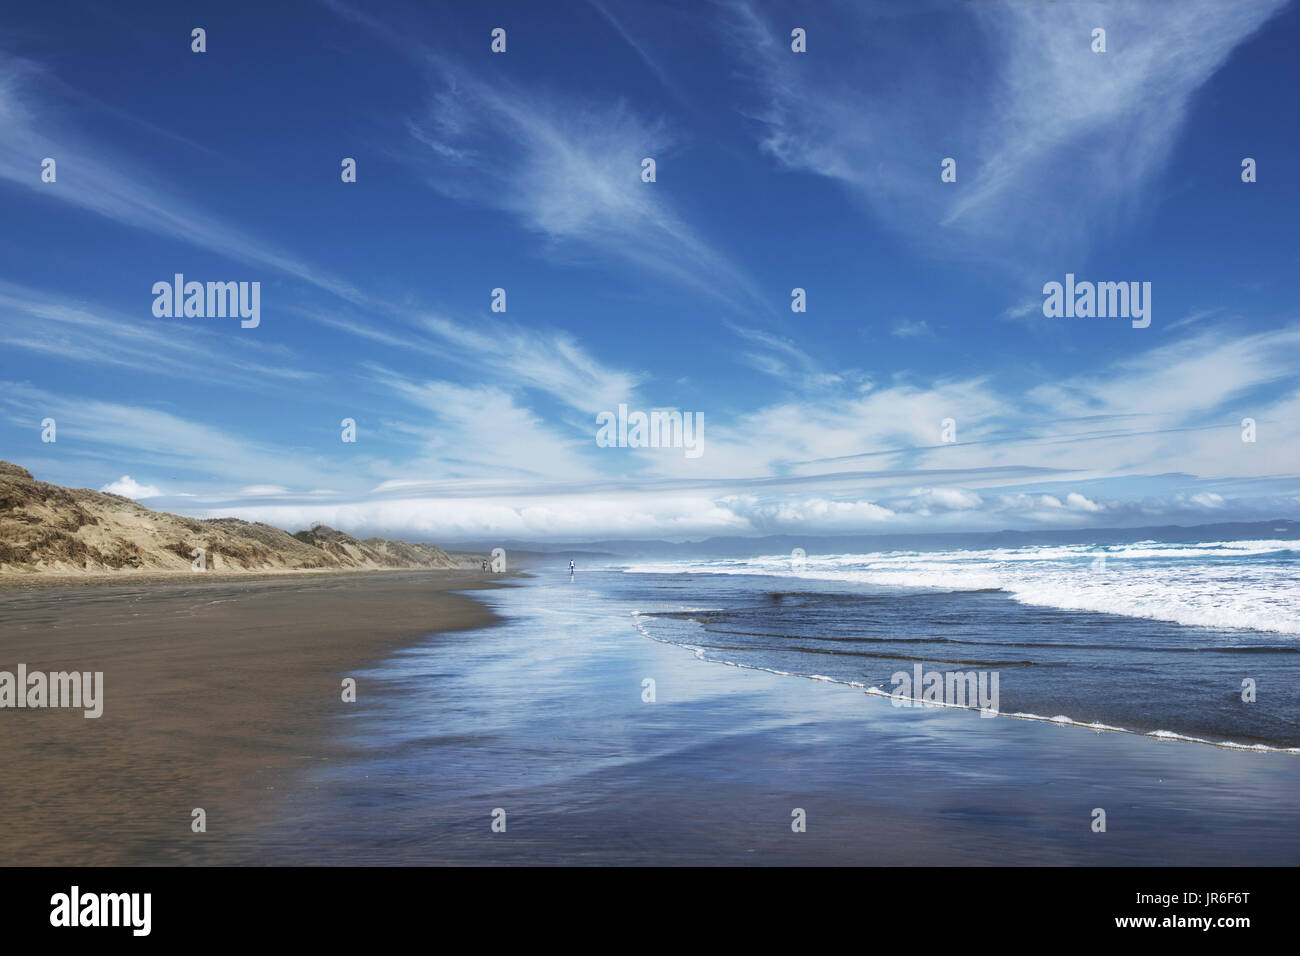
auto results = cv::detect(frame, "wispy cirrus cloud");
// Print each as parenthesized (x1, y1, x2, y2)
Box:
(416, 315, 643, 414)
(0, 279, 316, 387)
(320, 0, 764, 311)
(726, 323, 849, 391)
(292, 304, 644, 417)
(404, 58, 764, 310)
(682, 322, 1300, 490)
(0, 53, 373, 309)
(719, 0, 1288, 269)
(0, 383, 362, 494)
(364, 370, 605, 483)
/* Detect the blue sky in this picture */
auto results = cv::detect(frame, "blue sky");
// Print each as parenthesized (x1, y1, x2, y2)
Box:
(2, 0, 1298, 543)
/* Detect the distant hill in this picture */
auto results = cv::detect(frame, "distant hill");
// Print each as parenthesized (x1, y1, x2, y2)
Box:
(0, 461, 468, 575)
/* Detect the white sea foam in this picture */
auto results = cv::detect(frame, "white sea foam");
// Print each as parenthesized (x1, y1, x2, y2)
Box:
(622, 538, 1300, 635)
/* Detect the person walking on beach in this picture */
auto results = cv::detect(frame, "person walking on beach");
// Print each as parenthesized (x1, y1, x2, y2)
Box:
(569, 560, 576, 574)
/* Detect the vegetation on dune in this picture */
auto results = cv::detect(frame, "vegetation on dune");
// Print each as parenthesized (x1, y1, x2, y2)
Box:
(0, 461, 462, 574)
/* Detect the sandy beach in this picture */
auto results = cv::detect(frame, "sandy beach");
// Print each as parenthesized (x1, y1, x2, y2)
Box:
(5, 566, 1300, 867)
(0, 570, 501, 865)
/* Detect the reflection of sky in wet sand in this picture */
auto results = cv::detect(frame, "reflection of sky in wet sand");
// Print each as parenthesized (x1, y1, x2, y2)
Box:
(260, 572, 1300, 865)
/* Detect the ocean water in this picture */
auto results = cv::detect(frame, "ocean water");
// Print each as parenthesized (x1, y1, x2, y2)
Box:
(255, 548, 1300, 865)
(620, 537, 1300, 751)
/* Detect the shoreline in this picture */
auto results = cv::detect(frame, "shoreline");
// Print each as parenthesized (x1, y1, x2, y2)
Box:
(0, 569, 507, 865)
(227, 569, 1300, 866)
(631, 614, 1300, 756)
(0, 564, 487, 590)
(281, 570, 1300, 866)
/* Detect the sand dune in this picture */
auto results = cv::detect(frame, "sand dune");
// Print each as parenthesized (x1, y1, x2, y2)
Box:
(0, 460, 466, 575)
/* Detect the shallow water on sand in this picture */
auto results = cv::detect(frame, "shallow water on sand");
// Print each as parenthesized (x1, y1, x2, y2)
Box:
(250, 570, 1300, 865)
(622, 572, 1300, 751)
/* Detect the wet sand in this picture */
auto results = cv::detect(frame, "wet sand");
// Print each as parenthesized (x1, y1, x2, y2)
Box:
(0, 570, 503, 865)
(7, 568, 1299, 866)
(253, 571, 1300, 866)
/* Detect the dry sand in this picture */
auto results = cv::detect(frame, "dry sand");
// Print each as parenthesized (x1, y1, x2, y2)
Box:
(0, 569, 503, 865)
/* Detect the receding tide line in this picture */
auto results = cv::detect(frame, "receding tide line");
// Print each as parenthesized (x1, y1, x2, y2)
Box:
(628, 611, 1300, 755)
